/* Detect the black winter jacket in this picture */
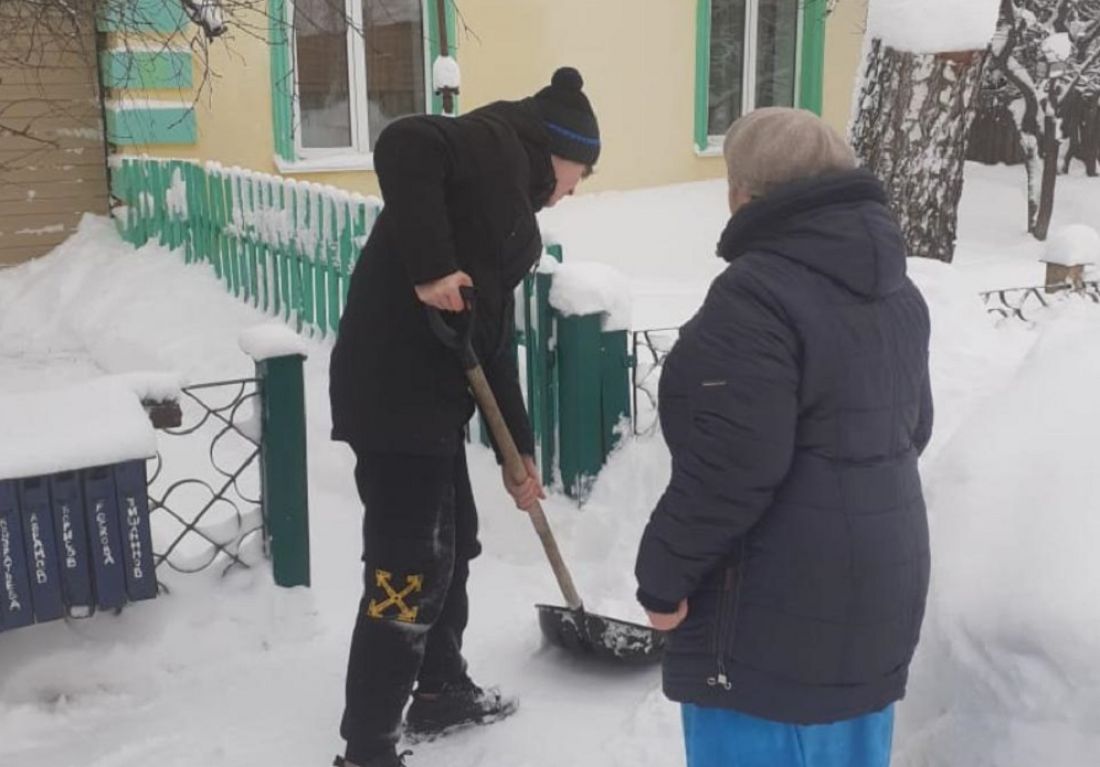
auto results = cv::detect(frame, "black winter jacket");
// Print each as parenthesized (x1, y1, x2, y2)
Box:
(635, 171, 933, 724)
(330, 100, 554, 457)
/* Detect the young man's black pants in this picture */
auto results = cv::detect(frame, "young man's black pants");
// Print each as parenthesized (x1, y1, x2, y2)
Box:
(340, 444, 481, 764)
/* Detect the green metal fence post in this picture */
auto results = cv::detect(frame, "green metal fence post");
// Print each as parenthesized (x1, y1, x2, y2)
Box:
(556, 313, 604, 498)
(256, 352, 311, 588)
(547, 239, 630, 499)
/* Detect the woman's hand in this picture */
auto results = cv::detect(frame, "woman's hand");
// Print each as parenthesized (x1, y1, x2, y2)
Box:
(647, 599, 689, 631)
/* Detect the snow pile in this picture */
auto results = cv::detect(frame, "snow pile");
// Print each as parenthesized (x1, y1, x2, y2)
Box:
(867, 0, 1000, 53)
(544, 260, 632, 331)
(239, 324, 309, 362)
(0, 379, 156, 480)
(0, 215, 279, 385)
(1042, 224, 1100, 266)
(898, 299, 1100, 767)
(906, 258, 1033, 457)
(433, 56, 461, 91)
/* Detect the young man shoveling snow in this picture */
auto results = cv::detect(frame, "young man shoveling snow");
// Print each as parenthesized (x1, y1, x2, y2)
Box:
(328, 68, 600, 767)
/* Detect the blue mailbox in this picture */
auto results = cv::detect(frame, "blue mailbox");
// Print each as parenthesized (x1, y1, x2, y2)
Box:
(17, 476, 65, 623)
(0, 480, 34, 631)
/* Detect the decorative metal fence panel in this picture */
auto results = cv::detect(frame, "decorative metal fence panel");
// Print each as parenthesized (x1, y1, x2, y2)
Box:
(631, 282, 1100, 440)
(631, 328, 679, 436)
(147, 377, 265, 581)
(980, 281, 1100, 322)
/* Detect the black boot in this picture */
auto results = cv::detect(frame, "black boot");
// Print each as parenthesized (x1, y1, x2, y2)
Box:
(333, 749, 412, 767)
(404, 675, 519, 743)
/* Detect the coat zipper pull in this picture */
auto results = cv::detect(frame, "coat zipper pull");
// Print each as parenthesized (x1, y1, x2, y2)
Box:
(706, 661, 733, 691)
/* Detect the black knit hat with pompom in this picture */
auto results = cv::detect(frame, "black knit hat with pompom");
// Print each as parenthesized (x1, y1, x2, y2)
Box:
(532, 67, 600, 167)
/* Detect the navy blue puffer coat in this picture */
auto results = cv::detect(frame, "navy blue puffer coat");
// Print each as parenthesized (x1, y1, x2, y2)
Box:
(635, 170, 933, 724)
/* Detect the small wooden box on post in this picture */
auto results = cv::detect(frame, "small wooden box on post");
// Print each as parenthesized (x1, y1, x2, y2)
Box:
(1042, 225, 1099, 294)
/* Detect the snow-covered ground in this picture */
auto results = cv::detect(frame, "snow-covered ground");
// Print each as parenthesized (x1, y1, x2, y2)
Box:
(0, 163, 1098, 767)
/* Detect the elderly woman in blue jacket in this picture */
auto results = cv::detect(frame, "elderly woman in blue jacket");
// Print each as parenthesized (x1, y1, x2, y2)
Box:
(635, 108, 934, 767)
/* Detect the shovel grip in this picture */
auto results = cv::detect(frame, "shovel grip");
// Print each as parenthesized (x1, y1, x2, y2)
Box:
(466, 364, 584, 612)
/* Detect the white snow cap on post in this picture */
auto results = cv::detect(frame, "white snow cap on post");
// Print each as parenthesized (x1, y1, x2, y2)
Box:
(0, 379, 157, 480)
(867, 0, 1000, 54)
(433, 56, 461, 91)
(545, 260, 633, 332)
(1042, 225, 1100, 267)
(239, 324, 309, 362)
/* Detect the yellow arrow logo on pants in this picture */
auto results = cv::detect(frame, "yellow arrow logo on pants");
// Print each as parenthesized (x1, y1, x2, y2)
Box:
(367, 569, 424, 623)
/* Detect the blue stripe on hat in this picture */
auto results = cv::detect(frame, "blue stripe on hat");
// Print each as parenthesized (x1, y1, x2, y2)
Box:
(545, 121, 600, 147)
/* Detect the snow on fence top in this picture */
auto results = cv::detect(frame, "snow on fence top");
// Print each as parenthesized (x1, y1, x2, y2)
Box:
(112, 154, 382, 263)
(867, 0, 1000, 54)
(107, 371, 184, 404)
(543, 259, 632, 331)
(0, 379, 156, 481)
(209, 161, 381, 257)
(1043, 225, 1100, 267)
(239, 324, 310, 362)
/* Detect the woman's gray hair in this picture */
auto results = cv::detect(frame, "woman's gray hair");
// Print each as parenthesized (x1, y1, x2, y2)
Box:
(723, 107, 857, 198)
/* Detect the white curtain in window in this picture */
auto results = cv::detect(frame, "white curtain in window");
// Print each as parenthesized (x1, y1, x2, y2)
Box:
(294, 0, 427, 152)
(295, 0, 353, 149)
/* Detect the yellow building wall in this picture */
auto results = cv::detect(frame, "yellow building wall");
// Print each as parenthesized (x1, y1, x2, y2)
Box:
(114, 0, 870, 197)
(822, 0, 869, 136)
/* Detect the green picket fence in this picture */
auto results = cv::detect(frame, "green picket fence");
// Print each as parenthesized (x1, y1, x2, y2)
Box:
(111, 157, 629, 498)
(111, 156, 380, 338)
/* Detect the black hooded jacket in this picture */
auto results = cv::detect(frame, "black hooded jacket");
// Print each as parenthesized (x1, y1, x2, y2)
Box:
(330, 100, 554, 457)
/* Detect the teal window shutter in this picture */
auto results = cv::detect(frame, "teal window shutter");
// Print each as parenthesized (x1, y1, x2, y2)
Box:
(798, 0, 827, 115)
(269, 0, 296, 161)
(694, 0, 712, 152)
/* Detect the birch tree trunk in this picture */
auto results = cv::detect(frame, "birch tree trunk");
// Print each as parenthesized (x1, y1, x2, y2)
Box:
(850, 39, 988, 263)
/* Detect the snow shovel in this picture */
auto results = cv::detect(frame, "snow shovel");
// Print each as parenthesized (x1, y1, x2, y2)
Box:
(427, 300, 665, 665)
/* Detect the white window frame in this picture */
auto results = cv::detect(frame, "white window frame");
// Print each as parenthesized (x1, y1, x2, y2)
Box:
(702, 0, 805, 154)
(285, 0, 434, 170)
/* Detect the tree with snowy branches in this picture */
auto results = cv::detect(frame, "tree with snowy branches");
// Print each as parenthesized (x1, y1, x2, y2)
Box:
(982, 0, 1100, 240)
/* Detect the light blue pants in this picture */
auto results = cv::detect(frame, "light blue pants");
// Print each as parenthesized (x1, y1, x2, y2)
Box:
(681, 703, 895, 767)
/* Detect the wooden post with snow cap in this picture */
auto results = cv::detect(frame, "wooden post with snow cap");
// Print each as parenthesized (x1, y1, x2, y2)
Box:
(551, 262, 632, 500)
(241, 325, 310, 588)
(1042, 225, 1099, 294)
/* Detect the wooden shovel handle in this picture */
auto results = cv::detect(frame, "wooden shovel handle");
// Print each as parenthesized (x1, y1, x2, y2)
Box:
(466, 364, 584, 611)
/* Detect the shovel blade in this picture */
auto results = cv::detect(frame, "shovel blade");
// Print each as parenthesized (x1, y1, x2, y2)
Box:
(536, 604, 666, 665)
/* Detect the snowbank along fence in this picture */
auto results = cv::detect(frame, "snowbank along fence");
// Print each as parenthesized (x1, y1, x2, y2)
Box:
(111, 157, 630, 499)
